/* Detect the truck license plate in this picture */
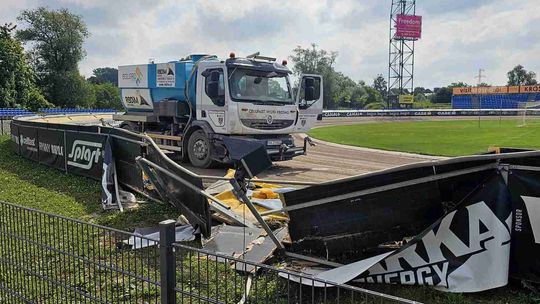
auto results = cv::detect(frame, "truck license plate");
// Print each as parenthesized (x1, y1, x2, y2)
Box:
(267, 140, 282, 146)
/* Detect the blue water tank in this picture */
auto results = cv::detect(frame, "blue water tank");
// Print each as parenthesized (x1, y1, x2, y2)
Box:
(118, 54, 212, 113)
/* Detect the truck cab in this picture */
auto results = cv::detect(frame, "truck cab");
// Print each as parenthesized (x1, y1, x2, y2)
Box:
(115, 53, 323, 168)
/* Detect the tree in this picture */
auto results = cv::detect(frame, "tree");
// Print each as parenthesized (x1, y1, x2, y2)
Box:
(414, 93, 427, 102)
(17, 7, 91, 107)
(49, 71, 95, 108)
(372, 74, 387, 100)
(507, 65, 537, 86)
(93, 82, 122, 109)
(290, 44, 338, 109)
(17, 8, 88, 74)
(363, 86, 384, 106)
(331, 72, 357, 108)
(430, 87, 453, 104)
(0, 23, 51, 110)
(88, 67, 118, 85)
(413, 87, 426, 95)
(449, 82, 469, 88)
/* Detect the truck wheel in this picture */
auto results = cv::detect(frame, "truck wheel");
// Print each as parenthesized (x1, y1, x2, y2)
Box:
(120, 122, 140, 133)
(187, 130, 214, 168)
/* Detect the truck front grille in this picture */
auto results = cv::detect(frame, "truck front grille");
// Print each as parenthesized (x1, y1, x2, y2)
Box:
(241, 119, 295, 130)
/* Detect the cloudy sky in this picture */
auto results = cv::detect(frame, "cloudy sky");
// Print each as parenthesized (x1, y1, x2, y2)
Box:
(1, 0, 539, 88)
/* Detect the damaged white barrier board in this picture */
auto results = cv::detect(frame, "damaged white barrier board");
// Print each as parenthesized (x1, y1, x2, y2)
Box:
(124, 225, 197, 249)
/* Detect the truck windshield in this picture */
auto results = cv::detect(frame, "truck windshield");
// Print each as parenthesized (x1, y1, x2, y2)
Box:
(228, 68, 293, 104)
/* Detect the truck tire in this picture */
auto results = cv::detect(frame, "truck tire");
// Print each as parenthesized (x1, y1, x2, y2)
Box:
(120, 122, 140, 133)
(187, 130, 214, 168)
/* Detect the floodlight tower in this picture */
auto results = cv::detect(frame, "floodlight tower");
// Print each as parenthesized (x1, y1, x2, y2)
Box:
(388, 0, 419, 108)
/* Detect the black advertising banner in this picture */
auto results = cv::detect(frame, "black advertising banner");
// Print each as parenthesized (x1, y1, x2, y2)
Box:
(508, 169, 540, 283)
(145, 144, 211, 238)
(110, 132, 144, 191)
(65, 131, 107, 179)
(305, 174, 513, 293)
(10, 122, 19, 155)
(37, 128, 65, 170)
(18, 125, 38, 161)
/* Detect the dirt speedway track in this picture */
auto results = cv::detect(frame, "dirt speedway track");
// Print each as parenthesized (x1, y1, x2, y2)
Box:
(185, 116, 456, 182)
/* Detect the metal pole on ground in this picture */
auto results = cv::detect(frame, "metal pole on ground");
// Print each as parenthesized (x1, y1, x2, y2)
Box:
(499, 93, 503, 125)
(229, 178, 284, 250)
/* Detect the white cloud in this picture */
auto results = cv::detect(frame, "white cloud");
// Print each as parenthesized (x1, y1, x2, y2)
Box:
(2, 0, 539, 87)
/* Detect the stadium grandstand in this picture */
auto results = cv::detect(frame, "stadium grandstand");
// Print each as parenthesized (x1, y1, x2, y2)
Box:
(0, 108, 34, 117)
(38, 108, 117, 114)
(452, 84, 540, 109)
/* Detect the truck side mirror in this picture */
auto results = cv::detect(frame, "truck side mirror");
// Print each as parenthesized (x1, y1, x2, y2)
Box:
(304, 77, 315, 101)
(206, 81, 219, 98)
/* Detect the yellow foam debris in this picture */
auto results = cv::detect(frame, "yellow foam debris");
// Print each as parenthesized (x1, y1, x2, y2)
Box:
(212, 170, 288, 223)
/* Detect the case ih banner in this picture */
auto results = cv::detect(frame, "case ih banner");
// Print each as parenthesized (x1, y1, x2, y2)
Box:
(322, 109, 540, 117)
(395, 14, 422, 40)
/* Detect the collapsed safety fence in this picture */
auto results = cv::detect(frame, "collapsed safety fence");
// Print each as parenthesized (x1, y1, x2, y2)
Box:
(10, 115, 213, 236)
(10, 113, 540, 298)
(7, 115, 417, 303)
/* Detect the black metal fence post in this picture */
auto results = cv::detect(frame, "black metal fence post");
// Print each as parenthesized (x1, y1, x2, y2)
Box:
(160, 219, 176, 304)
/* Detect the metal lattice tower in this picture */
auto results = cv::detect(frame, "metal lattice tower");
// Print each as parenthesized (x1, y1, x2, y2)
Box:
(388, 0, 416, 107)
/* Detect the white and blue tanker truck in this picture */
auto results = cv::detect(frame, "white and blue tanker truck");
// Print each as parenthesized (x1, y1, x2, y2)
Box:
(114, 53, 323, 168)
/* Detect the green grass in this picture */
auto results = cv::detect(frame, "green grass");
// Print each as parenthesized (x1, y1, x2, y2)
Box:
(309, 119, 540, 156)
(1, 135, 540, 303)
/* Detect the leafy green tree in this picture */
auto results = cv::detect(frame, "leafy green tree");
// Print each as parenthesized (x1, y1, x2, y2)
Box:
(430, 87, 453, 104)
(372, 74, 387, 100)
(290, 44, 338, 109)
(449, 82, 469, 88)
(0, 23, 51, 110)
(414, 93, 427, 102)
(49, 71, 95, 108)
(507, 65, 537, 86)
(93, 82, 122, 109)
(363, 86, 384, 105)
(16, 7, 91, 107)
(88, 67, 118, 85)
(331, 72, 356, 108)
(413, 87, 426, 95)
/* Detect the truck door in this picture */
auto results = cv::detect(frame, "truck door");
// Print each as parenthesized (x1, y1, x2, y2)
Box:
(197, 67, 227, 133)
(296, 74, 323, 132)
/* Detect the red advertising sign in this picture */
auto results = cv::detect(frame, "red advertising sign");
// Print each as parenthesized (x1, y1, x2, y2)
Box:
(395, 14, 422, 39)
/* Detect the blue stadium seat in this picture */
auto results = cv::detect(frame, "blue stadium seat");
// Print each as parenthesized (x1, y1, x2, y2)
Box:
(452, 93, 538, 109)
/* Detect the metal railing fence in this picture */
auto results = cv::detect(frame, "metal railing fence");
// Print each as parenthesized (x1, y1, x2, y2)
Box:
(0, 201, 417, 304)
(0, 201, 161, 303)
(171, 241, 417, 304)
